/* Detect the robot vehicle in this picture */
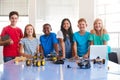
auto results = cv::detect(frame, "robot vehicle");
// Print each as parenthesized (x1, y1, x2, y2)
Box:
(93, 56, 105, 64)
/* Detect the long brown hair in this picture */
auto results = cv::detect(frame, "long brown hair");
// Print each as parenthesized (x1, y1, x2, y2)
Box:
(60, 18, 73, 43)
(23, 24, 36, 38)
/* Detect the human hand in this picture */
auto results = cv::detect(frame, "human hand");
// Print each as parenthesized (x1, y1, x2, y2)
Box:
(9, 39, 14, 44)
(60, 56, 66, 60)
(26, 54, 33, 59)
(83, 54, 89, 59)
(2, 39, 12, 46)
(61, 55, 65, 59)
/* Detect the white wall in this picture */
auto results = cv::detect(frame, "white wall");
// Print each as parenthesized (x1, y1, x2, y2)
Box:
(79, 0, 94, 31)
(34, 0, 80, 34)
(28, 0, 36, 27)
(29, 0, 94, 34)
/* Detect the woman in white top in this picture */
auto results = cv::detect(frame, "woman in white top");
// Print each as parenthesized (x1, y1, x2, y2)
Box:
(57, 18, 73, 59)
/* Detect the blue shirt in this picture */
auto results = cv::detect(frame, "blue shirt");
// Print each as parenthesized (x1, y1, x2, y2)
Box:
(40, 33, 58, 56)
(73, 31, 90, 57)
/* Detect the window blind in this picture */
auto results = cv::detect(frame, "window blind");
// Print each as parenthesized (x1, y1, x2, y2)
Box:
(0, 0, 28, 16)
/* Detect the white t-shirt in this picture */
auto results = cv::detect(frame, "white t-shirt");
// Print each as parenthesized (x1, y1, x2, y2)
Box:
(57, 30, 63, 39)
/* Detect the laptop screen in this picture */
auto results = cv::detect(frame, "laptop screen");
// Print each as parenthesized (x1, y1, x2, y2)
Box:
(90, 45, 108, 60)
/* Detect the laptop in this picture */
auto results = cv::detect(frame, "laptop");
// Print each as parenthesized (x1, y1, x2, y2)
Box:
(90, 45, 108, 60)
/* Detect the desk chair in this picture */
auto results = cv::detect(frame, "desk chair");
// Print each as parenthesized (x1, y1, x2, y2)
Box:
(108, 52, 118, 64)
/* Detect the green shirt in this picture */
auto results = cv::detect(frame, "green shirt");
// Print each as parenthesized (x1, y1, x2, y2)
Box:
(89, 34, 110, 45)
(89, 33, 111, 59)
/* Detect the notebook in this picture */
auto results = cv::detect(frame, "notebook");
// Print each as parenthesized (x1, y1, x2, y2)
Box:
(90, 45, 108, 60)
(1, 34, 10, 46)
(1, 34, 10, 41)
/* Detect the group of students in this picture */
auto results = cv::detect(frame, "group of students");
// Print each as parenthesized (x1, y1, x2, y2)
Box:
(0, 11, 110, 63)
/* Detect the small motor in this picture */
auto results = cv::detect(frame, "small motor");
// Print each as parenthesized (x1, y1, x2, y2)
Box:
(77, 59, 91, 69)
(93, 56, 105, 64)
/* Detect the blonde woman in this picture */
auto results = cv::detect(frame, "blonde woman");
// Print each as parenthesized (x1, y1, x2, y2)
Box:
(89, 18, 110, 45)
(89, 18, 111, 54)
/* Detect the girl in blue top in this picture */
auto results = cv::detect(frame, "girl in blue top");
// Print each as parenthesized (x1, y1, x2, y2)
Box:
(73, 18, 90, 58)
(19, 24, 39, 58)
(57, 18, 73, 59)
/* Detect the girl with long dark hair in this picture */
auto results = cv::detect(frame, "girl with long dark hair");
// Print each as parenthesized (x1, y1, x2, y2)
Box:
(57, 18, 73, 58)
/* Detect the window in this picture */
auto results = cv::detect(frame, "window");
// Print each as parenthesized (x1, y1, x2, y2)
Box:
(0, 0, 28, 16)
(36, 0, 79, 33)
(95, 0, 120, 48)
(0, 0, 29, 33)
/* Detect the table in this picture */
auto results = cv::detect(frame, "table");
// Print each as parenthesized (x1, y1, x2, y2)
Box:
(0, 59, 120, 80)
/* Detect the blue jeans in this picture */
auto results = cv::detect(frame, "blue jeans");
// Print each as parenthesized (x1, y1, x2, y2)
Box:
(4, 57, 15, 62)
(66, 52, 72, 59)
(59, 51, 72, 59)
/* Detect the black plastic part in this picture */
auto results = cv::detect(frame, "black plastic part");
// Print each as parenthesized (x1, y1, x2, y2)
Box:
(54, 60, 64, 64)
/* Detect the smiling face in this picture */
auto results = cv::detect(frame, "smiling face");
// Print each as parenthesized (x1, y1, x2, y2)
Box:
(24, 24, 36, 38)
(43, 24, 51, 35)
(63, 20, 70, 31)
(78, 21, 87, 31)
(9, 14, 18, 26)
(26, 25, 34, 36)
(94, 19, 103, 31)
